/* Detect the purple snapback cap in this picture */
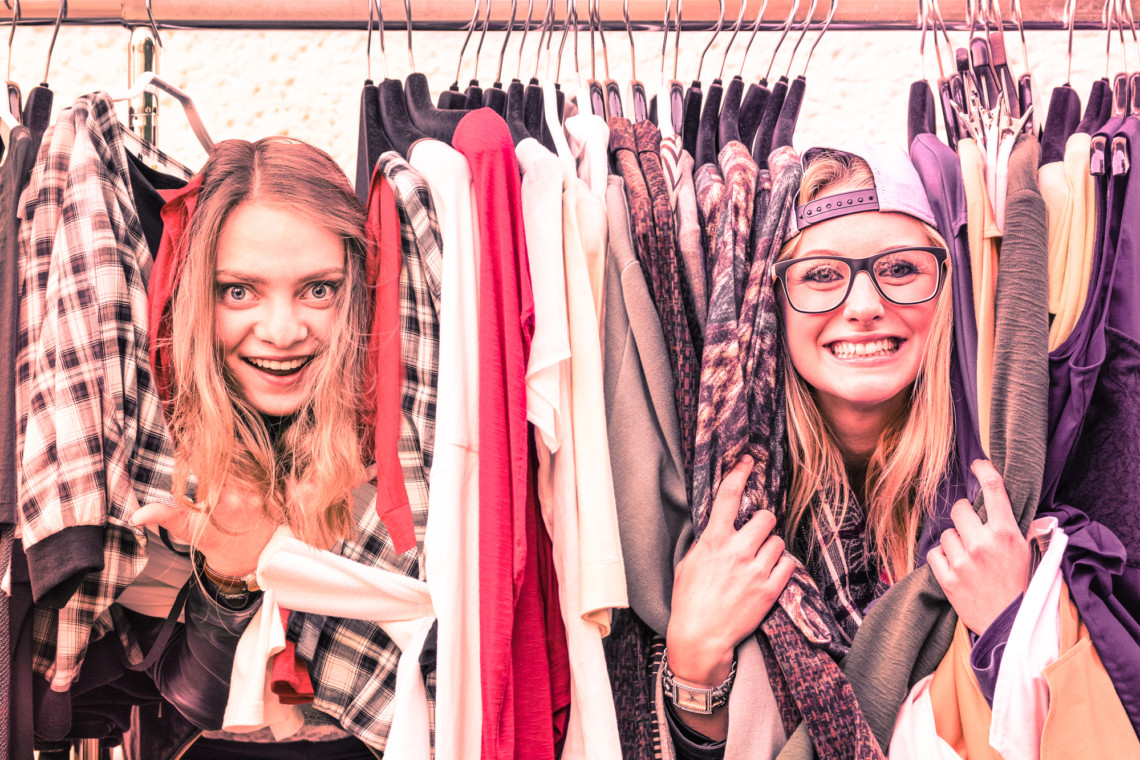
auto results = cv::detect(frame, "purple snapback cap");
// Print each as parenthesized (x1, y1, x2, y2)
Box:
(785, 143, 937, 239)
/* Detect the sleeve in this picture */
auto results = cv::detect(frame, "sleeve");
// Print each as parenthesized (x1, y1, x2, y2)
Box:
(968, 592, 1023, 707)
(663, 700, 727, 760)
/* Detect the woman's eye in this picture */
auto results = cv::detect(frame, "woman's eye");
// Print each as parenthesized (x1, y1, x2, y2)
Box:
(221, 284, 248, 302)
(307, 281, 339, 300)
(801, 265, 845, 285)
(876, 260, 920, 279)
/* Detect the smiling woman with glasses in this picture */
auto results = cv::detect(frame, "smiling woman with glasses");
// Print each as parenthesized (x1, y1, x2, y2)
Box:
(662, 145, 1040, 757)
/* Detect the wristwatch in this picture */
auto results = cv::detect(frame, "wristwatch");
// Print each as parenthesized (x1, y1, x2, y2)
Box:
(662, 649, 737, 715)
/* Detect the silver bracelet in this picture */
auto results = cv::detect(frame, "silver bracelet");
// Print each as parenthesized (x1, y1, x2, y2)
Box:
(661, 648, 737, 715)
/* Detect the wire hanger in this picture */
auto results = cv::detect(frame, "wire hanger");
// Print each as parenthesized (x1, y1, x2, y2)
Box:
(735, 0, 772, 150)
(624, 0, 648, 121)
(482, 0, 517, 115)
(716, 0, 749, 149)
(356, 0, 392, 197)
(403, 0, 466, 144)
(441, 0, 480, 107)
(466, 0, 494, 106)
(751, 0, 801, 166)
(524, 0, 554, 148)
(5, 0, 22, 127)
(654, 0, 677, 135)
(681, 0, 724, 155)
(772, 0, 836, 151)
(594, 0, 624, 117)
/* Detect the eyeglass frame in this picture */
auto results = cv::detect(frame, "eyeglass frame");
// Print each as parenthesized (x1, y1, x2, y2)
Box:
(771, 246, 950, 314)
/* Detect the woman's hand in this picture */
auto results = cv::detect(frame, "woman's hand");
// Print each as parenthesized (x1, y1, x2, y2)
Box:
(132, 484, 281, 578)
(927, 459, 1030, 636)
(667, 455, 797, 688)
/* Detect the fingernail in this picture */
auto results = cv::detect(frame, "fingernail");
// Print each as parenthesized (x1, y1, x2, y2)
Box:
(743, 455, 753, 464)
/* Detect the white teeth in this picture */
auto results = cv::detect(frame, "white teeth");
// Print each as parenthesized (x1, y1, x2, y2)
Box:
(828, 338, 900, 359)
(248, 357, 309, 371)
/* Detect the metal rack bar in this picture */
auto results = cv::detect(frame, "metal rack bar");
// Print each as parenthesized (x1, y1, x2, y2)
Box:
(8, 0, 1127, 31)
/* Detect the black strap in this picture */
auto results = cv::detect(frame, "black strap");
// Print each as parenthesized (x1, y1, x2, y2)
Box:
(124, 581, 191, 673)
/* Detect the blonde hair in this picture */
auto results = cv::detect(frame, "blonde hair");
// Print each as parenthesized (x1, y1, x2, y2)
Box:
(166, 137, 371, 548)
(777, 149, 955, 578)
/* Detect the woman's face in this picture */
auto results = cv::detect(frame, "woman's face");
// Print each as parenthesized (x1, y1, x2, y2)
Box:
(780, 206, 940, 427)
(214, 202, 346, 417)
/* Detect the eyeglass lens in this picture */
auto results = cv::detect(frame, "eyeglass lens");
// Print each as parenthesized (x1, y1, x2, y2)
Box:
(783, 249, 942, 313)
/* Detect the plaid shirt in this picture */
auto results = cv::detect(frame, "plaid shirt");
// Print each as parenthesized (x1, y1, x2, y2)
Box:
(17, 93, 192, 691)
(290, 154, 441, 752)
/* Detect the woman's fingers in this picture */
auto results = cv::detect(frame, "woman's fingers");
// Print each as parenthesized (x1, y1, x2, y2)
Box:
(972, 459, 1018, 530)
(131, 502, 196, 543)
(707, 455, 754, 537)
(752, 533, 786, 576)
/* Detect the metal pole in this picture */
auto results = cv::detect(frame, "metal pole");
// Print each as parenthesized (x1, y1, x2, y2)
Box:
(127, 24, 159, 145)
(11, 0, 1119, 32)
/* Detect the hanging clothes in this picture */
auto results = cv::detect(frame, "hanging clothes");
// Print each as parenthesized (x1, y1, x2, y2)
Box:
(408, 135, 483, 760)
(660, 135, 708, 337)
(1, 122, 40, 760)
(15, 94, 200, 737)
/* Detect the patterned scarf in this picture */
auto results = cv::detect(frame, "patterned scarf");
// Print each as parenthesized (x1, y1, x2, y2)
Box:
(692, 142, 886, 759)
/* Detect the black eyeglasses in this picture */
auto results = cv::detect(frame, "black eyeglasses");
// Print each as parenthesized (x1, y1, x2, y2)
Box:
(772, 246, 949, 314)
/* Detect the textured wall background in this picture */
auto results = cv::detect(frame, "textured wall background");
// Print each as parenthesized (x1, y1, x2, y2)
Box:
(5, 18, 1121, 179)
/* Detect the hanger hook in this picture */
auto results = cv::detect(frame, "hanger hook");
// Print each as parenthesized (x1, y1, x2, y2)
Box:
(801, 0, 836, 75)
(764, 0, 800, 81)
(456, 0, 481, 85)
(7, 0, 19, 82)
(696, 0, 725, 81)
(660, 0, 672, 85)
(927, 0, 954, 80)
(1011, 0, 1030, 74)
(534, 0, 553, 79)
(674, 0, 682, 81)
(718, 0, 748, 80)
(142, 0, 162, 48)
(1123, 0, 1140, 70)
(402, 0, 415, 71)
(739, 0, 771, 77)
(556, 0, 572, 84)
(496, 0, 517, 82)
(375, 0, 388, 79)
(624, 0, 636, 83)
(366, 0, 374, 81)
(919, 0, 931, 83)
(42, 0, 65, 86)
(474, 0, 493, 81)
(517, 0, 534, 80)
(783, 0, 819, 79)
(595, 0, 610, 80)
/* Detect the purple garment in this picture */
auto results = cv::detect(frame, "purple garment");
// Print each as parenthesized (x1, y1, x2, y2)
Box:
(1042, 115, 1126, 507)
(968, 593, 1022, 707)
(1042, 115, 1140, 734)
(910, 134, 983, 503)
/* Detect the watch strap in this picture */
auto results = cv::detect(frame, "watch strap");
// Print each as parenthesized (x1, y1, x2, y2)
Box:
(662, 649, 737, 715)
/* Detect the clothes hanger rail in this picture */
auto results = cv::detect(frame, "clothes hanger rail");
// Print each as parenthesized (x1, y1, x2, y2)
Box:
(15, 0, 1119, 32)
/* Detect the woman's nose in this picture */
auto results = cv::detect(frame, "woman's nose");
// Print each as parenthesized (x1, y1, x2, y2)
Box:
(842, 272, 886, 323)
(252, 300, 310, 346)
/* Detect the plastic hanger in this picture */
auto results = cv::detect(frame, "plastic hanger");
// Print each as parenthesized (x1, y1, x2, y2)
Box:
(583, 0, 606, 117)
(109, 72, 214, 151)
(749, 0, 799, 165)
(623, 0, 648, 121)
(465, 0, 494, 107)
(441, 0, 480, 109)
(772, 0, 835, 152)
(400, 0, 466, 144)
(716, 0, 750, 150)
(5, 0, 22, 135)
(909, 0, 943, 145)
(525, 0, 554, 147)
(364, 0, 425, 155)
(501, 0, 532, 143)
(735, 0, 773, 150)
(357, 0, 393, 198)
(481, 0, 517, 116)
(1039, 0, 1079, 164)
(682, 0, 724, 156)
(593, 1, 624, 118)
(694, 0, 733, 168)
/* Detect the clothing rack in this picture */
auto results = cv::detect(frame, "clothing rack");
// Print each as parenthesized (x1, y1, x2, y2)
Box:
(12, 0, 1123, 32)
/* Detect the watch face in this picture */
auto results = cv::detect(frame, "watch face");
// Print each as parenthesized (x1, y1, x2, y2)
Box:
(676, 688, 711, 713)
